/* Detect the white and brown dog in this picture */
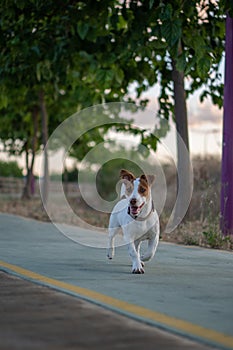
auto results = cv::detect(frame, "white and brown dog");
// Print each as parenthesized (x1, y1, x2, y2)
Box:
(107, 169, 159, 274)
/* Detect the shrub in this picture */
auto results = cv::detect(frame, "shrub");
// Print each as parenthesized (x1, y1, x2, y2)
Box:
(0, 160, 23, 177)
(62, 166, 78, 182)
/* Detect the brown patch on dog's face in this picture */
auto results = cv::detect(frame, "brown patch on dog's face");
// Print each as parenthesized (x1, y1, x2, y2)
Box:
(120, 169, 136, 182)
(138, 174, 155, 199)
(140, 174, 155, 186)
(120, 169, 136, 197)
(138, 177, 149, 198)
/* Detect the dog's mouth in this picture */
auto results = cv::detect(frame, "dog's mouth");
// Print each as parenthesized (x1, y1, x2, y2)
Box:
(129, 202, 145, 216)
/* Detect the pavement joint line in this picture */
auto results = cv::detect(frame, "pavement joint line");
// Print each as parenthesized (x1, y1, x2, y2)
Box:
(0, 259, 232, 350)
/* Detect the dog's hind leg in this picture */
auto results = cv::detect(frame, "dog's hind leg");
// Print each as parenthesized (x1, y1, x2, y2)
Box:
(141, 233, 159, 262)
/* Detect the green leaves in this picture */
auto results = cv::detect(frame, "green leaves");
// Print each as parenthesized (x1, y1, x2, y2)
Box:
(96, 69, 114, 84)
(149, 0, 155, 9)
(95, 66, 124, 88)
(0, 0, 227, 165)
(196, 57, 211, 80)
(175, 52, 187, 72)
(161, 19, 182, 47)
(36, 60, 52, 82)
(140, 133, 158, 153)
(114, 67, 124, 84)
(158, 3, 182, 47)
(0, 92, 8, 109)
(154, 118, 170, 139)
(117, 15, 128, 31)
(77, 22, 89, 40)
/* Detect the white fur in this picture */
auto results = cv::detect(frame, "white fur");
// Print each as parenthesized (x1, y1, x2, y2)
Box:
(107, 177, 159, 274)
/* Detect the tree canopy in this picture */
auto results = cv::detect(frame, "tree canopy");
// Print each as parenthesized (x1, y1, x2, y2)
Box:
(0, 0, 227, 141)
(0, 0, 228, 202)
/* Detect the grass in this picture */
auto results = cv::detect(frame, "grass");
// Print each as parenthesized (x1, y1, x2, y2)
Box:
(159, 156, 233, 250)
(0, 155, 232, 251)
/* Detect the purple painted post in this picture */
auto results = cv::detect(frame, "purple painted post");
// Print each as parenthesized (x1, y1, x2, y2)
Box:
(221, 14, 233, 235)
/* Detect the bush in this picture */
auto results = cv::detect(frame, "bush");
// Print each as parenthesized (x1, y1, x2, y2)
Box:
(0, 160, 23, 177)
(62, 166, 78, 182)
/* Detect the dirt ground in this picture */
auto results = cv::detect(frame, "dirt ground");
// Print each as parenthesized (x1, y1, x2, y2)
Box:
(0, 193, 232, 251)
(0, 155, 232, 251)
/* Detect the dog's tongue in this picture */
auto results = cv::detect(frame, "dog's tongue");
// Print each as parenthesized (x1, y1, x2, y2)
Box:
(131, 206, 139, 215)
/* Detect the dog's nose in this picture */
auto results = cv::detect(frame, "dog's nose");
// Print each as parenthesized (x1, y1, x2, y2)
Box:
(130, 198, 137, 206)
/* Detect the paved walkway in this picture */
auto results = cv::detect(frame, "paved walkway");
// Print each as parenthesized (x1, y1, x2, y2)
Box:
(0, 271, 213, 350)
(0, 213, 233, 350)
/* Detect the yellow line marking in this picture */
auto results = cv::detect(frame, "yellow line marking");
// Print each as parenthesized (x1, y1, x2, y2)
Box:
(0, 260, 232, 349)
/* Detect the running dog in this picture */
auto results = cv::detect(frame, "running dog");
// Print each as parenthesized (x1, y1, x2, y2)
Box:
(107, 169, 159, 274)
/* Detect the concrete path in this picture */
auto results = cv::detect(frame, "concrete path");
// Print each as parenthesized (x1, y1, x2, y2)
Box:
(0, 213, 233, 350)
(0, 271, 213, 350)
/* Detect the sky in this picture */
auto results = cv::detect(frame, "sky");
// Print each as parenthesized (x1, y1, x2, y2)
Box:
(133, 79, 223, 159)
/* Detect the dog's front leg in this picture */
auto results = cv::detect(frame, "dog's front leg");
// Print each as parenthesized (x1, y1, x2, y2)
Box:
(107, 227, 118, 259)
(127, 242, 145, 274)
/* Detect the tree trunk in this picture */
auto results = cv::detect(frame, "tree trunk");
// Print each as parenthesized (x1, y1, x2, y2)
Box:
(29, 106, 39, 196)
(22, 141, 31, 199)
(172, 65, 189, 153)
(39, 90, 49, 207)
(170, 58, 192, 229)
(22, 107, 39, 199)
(221, 14, 233, 235)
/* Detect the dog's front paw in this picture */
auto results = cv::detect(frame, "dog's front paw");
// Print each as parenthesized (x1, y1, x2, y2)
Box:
(132, 267, 145, 274)
(132, 262, 145, 274)
(107, 248, 114, 260)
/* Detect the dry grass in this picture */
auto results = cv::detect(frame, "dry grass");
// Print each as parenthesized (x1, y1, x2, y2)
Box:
(0, 155, 232, 251)
(161, 156, 233, 250)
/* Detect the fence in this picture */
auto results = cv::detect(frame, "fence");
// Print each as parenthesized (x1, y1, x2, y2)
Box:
(0, 177, 25, 196)
(0, 177, 79, 198)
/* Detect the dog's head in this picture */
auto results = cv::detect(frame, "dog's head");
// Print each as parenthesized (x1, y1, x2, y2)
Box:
(120, 169, 155, 217)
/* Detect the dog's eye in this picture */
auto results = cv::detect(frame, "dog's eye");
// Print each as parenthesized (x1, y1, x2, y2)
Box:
(139, 187, 146, 194)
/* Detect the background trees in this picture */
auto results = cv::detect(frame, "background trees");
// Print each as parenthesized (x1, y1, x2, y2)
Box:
(0, 0, 231, 234)
(105, 0, 226, 222)
(0, 0, 118, 199)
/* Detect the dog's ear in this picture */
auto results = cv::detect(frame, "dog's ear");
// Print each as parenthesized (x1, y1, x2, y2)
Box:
(120, 169, 136, 182)
(140, 174, 155, 186)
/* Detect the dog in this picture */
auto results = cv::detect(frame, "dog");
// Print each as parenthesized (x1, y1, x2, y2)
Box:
(107, 169, 159, 274)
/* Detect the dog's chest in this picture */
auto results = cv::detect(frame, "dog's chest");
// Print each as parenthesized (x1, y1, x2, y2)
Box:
(121, 213, 156, 239)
